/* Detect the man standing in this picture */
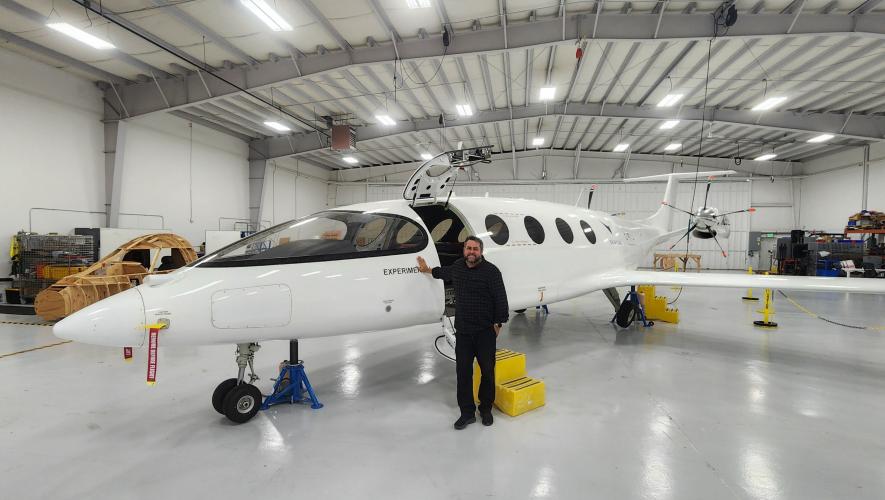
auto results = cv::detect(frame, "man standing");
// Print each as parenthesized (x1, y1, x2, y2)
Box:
(417, 236, 509, 430)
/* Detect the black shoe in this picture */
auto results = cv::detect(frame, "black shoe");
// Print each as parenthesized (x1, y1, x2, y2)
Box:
(454, 415, 476, 430)
(481, 412, 493, 426)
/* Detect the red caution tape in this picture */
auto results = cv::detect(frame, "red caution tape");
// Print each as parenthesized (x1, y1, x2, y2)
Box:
(146, 328, 159, 385)
(123, 347, 133, 362)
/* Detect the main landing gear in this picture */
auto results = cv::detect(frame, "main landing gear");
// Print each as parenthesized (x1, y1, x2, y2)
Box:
(212, 340, 323, 424)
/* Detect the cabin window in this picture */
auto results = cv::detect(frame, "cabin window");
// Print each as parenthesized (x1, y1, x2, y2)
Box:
(580, 220, 597, 244)
(430, 219, 453, 241)
(555, 218, 574, 244)
(191, 211, 428, 267)
(524, 216, 545, 244)
(485, 215, 509, 245)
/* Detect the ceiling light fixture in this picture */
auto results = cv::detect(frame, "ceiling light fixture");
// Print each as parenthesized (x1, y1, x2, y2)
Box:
(263, 121, 291, 132)
(406, 0, 431, 8)
(754, 153, 777, 161)
(375, 114, 396, 126)
(46, 23, 115, 49)
(664, 143, 682, 151)
(455, 104, 473, 117)
(807, 133, 834, 143)
(656, 94, 684, 107)
(532, 137, 545, 146)
(539, 87, 556, 101)
(752, 96, 788, 111)
(659, 120, 680, 130)
(613, 143, 630, 152)
(420, 152, 433, 160)
(240, 0, 293, 31)
(342, 156, 358, 164)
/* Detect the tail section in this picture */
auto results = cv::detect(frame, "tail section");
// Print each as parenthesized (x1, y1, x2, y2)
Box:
(624, 170, 736, 234)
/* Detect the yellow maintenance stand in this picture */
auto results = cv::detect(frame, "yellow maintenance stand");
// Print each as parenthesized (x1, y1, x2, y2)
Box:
(473, 349, 545, 417)
(741, 266, 759, 301)
(753, 288, 778, 328)
(637, 285, 679, 323)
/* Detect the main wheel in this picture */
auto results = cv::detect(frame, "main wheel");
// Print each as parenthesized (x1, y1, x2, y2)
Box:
(514, 309, 527, 314)
(615, 300, 638, 328)
(212, 378, 239, 414)
(222, 383, 262, 424)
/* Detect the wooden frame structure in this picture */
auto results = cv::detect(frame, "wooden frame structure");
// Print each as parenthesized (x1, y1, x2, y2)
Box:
(35, 233, 197, 321)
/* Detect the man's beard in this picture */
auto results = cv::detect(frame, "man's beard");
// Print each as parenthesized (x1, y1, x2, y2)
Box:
(466, 254, 482, 264)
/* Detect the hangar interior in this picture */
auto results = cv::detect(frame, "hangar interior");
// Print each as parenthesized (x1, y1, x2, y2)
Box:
(1, 0, 884, 498)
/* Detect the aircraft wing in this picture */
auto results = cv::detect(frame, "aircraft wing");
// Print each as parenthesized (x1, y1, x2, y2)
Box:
(594, 270, 885, 295)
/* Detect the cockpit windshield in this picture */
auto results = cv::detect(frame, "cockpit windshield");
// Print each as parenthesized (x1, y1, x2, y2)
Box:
(190, 210, 428, 268)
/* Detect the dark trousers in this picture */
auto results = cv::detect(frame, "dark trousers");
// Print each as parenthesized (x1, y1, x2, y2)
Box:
(455, 329, 496, 416)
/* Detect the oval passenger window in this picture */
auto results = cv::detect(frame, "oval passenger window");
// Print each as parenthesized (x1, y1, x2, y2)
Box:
(485, 215, 509, 245)
(555, 218, 573, 244)
(524, 216, 545, 244)
(580, 220, 597, 244)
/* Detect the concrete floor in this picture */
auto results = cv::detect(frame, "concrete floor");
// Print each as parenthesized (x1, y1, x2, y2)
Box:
(2, 286, 885, 499)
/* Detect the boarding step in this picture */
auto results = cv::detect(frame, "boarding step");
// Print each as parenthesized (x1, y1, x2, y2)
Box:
(472, 348, 545, 417)
(637, 285, 679, 323)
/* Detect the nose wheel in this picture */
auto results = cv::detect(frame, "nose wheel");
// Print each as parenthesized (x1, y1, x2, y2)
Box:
(212, 343, 263, 424)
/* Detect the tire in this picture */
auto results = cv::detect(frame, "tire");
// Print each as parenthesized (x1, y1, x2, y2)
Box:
(514, 309, 527, 314)
(212, 378, 239, 414)
(615, 300, 638, 328)
(223, 383, 263, 424)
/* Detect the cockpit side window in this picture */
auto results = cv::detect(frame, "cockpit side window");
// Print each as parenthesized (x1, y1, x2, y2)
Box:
(191, 211, 428, 267)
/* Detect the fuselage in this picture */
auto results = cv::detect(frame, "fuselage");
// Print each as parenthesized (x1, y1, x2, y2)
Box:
(53, 196, 664, 347)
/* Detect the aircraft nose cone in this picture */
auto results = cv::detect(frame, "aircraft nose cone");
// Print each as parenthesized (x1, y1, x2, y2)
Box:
(53, 288, 147, 347)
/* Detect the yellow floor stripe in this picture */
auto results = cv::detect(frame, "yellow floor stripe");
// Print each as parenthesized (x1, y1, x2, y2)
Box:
(0, 340, 72, 359)
(0, 320, 54, 327)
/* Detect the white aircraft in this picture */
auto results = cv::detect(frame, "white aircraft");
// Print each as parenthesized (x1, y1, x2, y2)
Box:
(53, 147, 885, 423)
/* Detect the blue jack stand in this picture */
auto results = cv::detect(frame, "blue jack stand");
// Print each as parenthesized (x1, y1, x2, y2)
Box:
(261, 340, 323, 411)
(611, 286, 654, 328)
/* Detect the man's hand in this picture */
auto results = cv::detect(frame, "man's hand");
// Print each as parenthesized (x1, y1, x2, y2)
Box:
(416, 256, 431, 273)
(494, 324, 502, 337)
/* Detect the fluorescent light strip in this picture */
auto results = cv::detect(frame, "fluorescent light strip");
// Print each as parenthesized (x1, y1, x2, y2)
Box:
(539, 87, 556, 101)
(752, 96, 788, 111)
(754, 153, 777, 161)
(656, 94, 684, 107)
(375, 114, 396, 126)
(46, 23, 115, 50)
(420, 153, 433, 160)
(406, 0, 431, 8)
(264, 121, 290, 132)
(240, 0, 293, 31)
(455, 104, 473, 116)
(664, 143, 682, 151)
(807, 133, 834, 143)
(659, 120, 680, 130)
(613, 143, 630, 152)
(532, 137, 545, 146)
(342, 156, 358, 164)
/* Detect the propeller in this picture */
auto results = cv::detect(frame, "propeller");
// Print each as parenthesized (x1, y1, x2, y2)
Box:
(663, 175, 756, 260)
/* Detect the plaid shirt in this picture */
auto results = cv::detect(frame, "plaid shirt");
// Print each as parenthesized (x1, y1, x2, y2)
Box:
(432, 257, 509, 334)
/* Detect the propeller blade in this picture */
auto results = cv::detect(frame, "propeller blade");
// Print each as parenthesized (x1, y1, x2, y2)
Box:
(702, 181, 712, 209)
(662, 202, 696, 216)
(714, 207, 756, 217)
(712, 234, 728, 258)
(668, 222, 698, 250)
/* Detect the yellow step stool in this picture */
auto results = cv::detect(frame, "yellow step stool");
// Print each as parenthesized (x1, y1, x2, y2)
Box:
(473, 349, 526, 403)
(637, 285, 679, 323)
(495, 376, 546, 417)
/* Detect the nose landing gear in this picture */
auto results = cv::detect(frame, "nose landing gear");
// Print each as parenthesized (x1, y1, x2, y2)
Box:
(212, 340, 322, 424)
(212, 343, 263, 424)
